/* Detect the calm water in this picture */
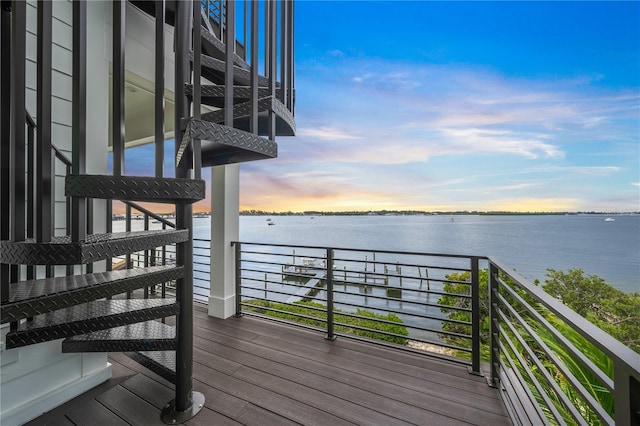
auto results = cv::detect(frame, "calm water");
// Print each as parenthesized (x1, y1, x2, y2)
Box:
(195, 214, 640, 294)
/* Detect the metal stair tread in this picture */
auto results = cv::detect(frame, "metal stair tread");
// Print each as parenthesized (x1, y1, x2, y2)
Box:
(63, 320, 176, 353)
(66, 174, 205, 203)
(5, 299, 179, 349)
(184, 83, 282, 103)
(176, 119, 277, 168)
(191, 51, 275, 88)
(199, 25, 250, 71)
(0, 230, 188, 265)
(200, 95, 295, 137)
(2, 265, 183, 324)
(126, 350, 176, 384)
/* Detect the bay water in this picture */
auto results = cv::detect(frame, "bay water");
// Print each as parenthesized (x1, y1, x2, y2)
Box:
(192, 213, 640, 294)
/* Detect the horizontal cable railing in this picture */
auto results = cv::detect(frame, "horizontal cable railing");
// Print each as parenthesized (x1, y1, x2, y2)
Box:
(107, 231, 640, 425)
(488, 258, 640, 425)
(232, 241, 483, 371)
(111, 203, 178, 300)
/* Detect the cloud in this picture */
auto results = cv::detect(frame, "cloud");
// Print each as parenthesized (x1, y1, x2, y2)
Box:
(243, 56, 639, 212)
(296, 126, 362, 141)
(435, 128, 564, 159)
(495, 183, 539, 191)
(294, 58, 639, 168)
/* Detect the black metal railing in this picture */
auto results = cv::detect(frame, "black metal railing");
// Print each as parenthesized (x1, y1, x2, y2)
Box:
(225, 240, 639, 426)
(110, 202, 178, 299)
(231, 241, 483, 372)
(488, 259, 640, 425)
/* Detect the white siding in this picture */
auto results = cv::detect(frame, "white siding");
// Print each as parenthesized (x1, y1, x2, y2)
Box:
(1, 2, 111, 424)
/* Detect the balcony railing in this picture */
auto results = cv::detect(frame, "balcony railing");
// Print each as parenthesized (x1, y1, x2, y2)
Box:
(231, 241, 640, 426)
(113, 226, 640, 425)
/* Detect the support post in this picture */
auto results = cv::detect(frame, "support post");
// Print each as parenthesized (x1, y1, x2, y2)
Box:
(209, 164, 239, 318)
(10, 0, 26, 257)
(1, 2, 12, 300)
(154, 0, 165, 178)
(469, 257, 482, 376)
(488, 261, 500, 388)
(112, 0, 125, 177)
(613, 363, 638, 426)
(36, 0, 52, 244)
(208, 0, 238, 319)
(161, 1, 204, 423)
(71, 0, 87, 243)
(325, 248, 336, 341)
(267, 0, 276, 140)
(192, 0, 201, 179)
(234, 242, 243, 317)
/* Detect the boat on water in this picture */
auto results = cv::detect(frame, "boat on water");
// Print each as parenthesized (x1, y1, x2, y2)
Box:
(282, 257, 327, 276)
(268, 221, 275, 225)
(604, 217, 615, 222)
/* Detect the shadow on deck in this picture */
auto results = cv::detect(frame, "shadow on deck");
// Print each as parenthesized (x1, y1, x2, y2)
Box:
(28, 304, 511, 425)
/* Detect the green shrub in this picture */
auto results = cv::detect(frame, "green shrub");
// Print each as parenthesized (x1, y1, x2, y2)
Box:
(242, 299, 408, 344)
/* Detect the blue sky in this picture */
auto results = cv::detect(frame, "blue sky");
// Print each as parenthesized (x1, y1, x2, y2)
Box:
(120, 1, 639, 213)
(240, 1, 639, 213)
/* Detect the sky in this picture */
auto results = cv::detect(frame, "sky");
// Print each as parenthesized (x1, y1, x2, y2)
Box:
(120, 1, 640, 213)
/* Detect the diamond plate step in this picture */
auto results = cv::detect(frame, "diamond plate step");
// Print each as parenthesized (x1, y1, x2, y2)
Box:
(66, 175, 205, 203)
(5, 298, 179, 349)
(200, 26, 250, 71)
(1, 265, 183, 324)
(198, 96, 295, 137)
(192, 51, 274, 88)
(62, 320, 176, 353)
(126, 350, 176, 384)
(176, 119, 277, 168)
(0, 230, 188, 265)
(184, 83, 282, 107)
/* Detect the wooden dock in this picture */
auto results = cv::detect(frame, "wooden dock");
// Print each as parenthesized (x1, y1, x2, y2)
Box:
(285, 270, 327, 303)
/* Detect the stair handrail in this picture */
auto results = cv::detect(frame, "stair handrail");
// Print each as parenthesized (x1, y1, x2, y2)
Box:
(123, 201, 176, 229)
(25, 110, 36, 128)
(52, 145, 72, 167)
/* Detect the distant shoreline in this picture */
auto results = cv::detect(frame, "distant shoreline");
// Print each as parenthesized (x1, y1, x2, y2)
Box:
(237, 210, 639, 217)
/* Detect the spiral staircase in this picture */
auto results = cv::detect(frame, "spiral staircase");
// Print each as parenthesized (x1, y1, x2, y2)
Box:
(1, 0, 293, 423)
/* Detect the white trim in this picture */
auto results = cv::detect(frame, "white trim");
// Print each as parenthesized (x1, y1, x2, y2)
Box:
(208, 294, 236, 319)
(0, 361, 111, 426)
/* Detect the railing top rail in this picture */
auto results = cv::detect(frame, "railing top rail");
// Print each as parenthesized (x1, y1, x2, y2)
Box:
(125, 201, 176, 228)
(232, 240, 487, 261)
(488, 256, 640, 373)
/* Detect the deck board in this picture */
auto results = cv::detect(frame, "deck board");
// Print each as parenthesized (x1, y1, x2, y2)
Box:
(28, 303, 511, 425)
(65, 399, 129, 426)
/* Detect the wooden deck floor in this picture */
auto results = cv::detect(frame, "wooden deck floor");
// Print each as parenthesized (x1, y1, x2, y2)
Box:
(28, 304, 512, 425)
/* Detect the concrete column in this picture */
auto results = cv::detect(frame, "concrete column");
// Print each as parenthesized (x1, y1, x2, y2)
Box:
(208, 163, 240, 318)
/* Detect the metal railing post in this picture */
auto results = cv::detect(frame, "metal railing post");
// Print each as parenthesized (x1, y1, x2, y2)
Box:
(160, 2, 204, 422)
(1, 2, 11, 302)
(613, 362, 637, 425)
(71, 0, 86, 244)
(469, 256, 482, 376)
(488, 261, 500, 388)
(234, 242, 243, 317)
(325, 248, 336, 341)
